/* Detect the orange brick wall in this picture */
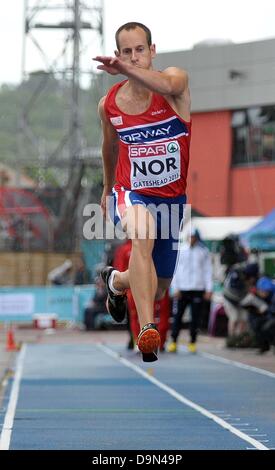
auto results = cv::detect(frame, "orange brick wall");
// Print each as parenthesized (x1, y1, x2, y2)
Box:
(187, 111, 275, 216)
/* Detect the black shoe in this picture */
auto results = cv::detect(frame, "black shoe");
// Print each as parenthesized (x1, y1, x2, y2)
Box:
(142, 351, 158, 362)
(101, 266, 127, 323)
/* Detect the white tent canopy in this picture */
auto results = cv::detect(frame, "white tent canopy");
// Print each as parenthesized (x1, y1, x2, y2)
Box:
(181, 216, 262, 241)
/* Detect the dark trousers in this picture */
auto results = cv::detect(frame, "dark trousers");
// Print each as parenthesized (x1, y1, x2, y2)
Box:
(250, 313, 275, 350)
(171, 290, 204, 343)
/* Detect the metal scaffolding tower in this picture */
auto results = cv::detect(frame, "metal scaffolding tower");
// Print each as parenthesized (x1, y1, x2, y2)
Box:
(21, 0, 102, 166)
(21, 0, 103, 250)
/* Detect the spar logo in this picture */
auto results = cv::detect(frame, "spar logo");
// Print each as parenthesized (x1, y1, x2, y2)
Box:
(129, 143, 166, 158)
(130, 141, 179, 178)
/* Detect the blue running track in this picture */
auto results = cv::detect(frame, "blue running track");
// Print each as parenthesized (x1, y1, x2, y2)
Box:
(1, 343, 275, 450)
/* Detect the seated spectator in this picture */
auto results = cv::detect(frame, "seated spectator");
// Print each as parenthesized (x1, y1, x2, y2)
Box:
(249, 276, 275, 353)
(223, 263, 266, 338)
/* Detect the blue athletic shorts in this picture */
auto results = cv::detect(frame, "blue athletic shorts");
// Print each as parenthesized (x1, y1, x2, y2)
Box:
(108, 188, 186, 279)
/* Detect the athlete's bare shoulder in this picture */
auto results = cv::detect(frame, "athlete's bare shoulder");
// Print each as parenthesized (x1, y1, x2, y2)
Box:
(164, 66, 188, 79)
(162, 67, 189, 95)
(98, 94, 119, 141)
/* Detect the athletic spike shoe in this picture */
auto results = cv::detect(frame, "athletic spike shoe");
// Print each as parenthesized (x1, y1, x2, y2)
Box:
(137, 323, 160, 362)
(101, 266, 127, 323)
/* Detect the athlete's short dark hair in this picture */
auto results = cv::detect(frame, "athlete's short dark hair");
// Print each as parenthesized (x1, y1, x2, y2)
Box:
(115, 22, 152, 50)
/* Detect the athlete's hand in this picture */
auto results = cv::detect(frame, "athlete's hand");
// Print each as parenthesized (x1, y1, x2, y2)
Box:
(93, 56, 127, 75)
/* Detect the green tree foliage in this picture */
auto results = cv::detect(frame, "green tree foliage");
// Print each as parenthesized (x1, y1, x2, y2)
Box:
(0, 73, 103, 186)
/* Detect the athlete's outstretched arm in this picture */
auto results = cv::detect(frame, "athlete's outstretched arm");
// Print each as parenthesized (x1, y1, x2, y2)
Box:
(93, 56, 188, 97)
(98, 96, 119, 217)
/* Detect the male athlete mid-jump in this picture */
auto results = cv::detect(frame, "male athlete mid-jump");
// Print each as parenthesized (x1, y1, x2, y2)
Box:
(94, 22, 191, 362)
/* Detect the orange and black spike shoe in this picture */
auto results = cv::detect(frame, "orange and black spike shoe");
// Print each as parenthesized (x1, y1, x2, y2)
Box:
(137, 323, 161, 362)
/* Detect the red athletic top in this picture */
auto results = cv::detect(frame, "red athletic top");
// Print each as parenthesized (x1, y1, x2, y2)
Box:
(104, 80, 191, 198)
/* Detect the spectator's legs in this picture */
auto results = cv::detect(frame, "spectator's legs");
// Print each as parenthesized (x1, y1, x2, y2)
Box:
(223, 299, 239, 336)
(170, 292, 189, 342)
(189, 291, 204, 343)
(250, 314, 269, 351)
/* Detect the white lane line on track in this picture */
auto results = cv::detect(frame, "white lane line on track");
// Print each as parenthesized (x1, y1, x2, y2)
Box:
(209, 410, 226, 413)
(239, 429, 258, 432)
(198, 351, 275, 379)
(0, 344, 26, 450)
(224, 417, 241, 421)
(98, 344, 269, 451)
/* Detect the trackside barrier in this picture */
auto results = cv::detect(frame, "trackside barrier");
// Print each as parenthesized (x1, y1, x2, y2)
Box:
(0, 285, 94, 324)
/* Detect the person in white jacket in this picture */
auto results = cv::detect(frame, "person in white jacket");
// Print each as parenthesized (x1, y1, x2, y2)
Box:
(168, 229, 213, 353)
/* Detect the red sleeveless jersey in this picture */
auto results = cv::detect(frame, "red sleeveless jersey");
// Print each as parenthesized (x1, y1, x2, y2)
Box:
(104, 80, 191, 198)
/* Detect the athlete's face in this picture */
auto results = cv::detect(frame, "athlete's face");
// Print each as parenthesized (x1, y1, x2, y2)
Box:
(116, 27, 156, 69)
